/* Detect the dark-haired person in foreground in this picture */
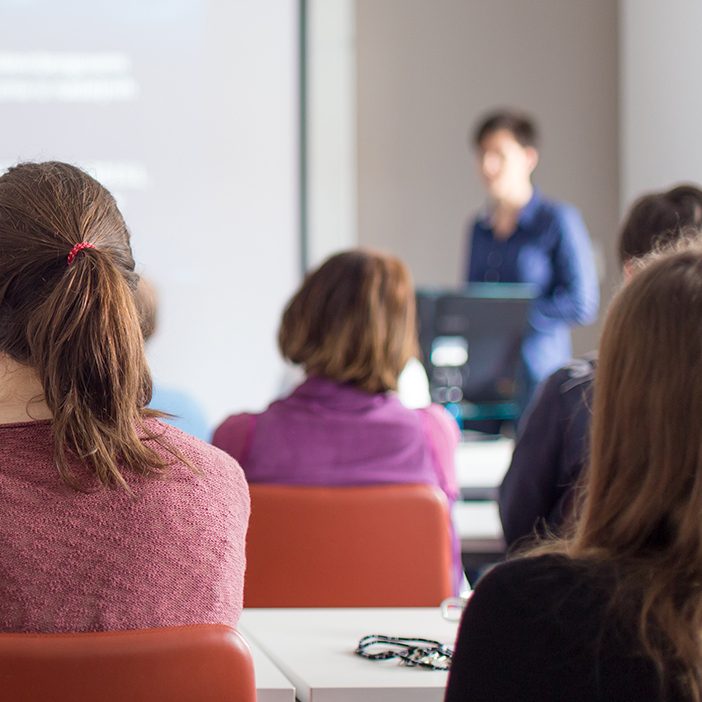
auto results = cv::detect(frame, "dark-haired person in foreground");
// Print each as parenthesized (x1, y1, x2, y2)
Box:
(446, 242, 702, 702)
(499, 184, 702, 549)
(0, 162, 249, 632)
(466, 109, 599, 407)
(213, 249, 462, 591)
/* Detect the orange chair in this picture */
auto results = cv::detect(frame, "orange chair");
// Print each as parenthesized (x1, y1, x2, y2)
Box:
(0, 624, 255, 702)
(245, 483, 454, 607)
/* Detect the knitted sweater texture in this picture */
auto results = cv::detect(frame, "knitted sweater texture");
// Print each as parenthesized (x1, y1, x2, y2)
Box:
(0, 418, 250, 633)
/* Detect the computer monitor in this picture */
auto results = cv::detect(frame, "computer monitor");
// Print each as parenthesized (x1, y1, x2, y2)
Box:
(416, 283, 536, 419)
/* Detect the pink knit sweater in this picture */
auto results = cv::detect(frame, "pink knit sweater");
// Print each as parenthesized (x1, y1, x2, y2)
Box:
(0, 418, 250, 633)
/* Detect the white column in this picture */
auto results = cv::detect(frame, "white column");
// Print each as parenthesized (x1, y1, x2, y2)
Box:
(620, 0, 702, 209)
(306, 0, 358, 268)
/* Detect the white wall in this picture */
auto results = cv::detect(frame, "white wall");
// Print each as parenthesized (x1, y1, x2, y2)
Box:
(620, 0, 702, 208)
(307, 0, 358, 267)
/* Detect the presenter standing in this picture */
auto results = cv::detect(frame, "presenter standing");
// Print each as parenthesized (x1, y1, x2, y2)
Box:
(466, 110, 599, 406)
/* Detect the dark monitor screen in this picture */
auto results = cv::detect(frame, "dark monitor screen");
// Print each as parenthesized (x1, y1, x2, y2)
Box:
(416, 284, 536, 408)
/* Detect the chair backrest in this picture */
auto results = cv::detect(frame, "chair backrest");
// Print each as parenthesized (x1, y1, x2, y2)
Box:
(0, 624, 255, 702)
(245, 483, 453, 607)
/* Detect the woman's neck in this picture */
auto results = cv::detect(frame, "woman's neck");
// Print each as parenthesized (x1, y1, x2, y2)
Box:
(0, 356, 52, 423)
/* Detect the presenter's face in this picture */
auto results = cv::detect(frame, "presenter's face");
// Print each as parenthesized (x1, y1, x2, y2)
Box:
(477, 129, 537, 200)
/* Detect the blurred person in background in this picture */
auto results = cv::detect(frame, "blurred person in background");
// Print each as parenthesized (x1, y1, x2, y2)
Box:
(466, 109, 599, 409)
(447, 241, 702, 702)
(500, 184, 702, 549)
(136, 277, 210, 441)
(213, 249, 464, 593)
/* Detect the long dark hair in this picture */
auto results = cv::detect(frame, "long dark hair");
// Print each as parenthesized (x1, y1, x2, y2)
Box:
(0, 161, 177, 489)
(537, 244, 702, 700)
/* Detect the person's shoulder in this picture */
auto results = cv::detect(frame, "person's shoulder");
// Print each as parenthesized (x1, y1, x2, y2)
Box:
(532, 195, 585, 234)
(535, 194, 580, 218)
(213, 412, 257, 438)
(521, 356, 594, 431)
(144, 416, 246, 481)
(481, 553, 575, 581)
(416, 403, 461, 445)
(211, 411, 257, 450)
(473, 554, 582, 608)
(557, 353, 597, 393)
(540, 353, 597, 396)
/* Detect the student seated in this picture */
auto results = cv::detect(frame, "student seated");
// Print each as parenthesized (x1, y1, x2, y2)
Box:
(0, 162, 249, 633)
(213, 249, 462, 590)
(136, 277, 211, 440)
(499, 184, 702, 548)
(445, 242, 702, 702)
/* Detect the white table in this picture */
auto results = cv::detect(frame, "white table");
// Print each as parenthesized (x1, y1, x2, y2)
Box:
(456, 435, 513, 500)
(453, 436, 510, 556)
(245, 636, 296, 701)
(453, 500, 504, 554)
(239, 608, 459, 702)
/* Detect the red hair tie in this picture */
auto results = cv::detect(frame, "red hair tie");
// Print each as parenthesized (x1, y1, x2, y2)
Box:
(67, 241, 96, 266)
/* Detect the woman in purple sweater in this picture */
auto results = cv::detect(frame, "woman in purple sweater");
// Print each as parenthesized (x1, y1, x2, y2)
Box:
(0, 162, 249, 633)
(213, 249, 461, 588)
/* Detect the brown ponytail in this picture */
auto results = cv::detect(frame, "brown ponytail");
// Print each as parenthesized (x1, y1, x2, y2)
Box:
(0, 161, 178, 489)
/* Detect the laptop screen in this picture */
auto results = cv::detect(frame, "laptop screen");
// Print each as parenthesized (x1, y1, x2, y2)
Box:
(416, 284, 536, 409)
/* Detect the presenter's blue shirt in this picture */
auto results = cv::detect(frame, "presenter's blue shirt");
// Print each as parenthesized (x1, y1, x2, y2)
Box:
(466, 190, 599, 387)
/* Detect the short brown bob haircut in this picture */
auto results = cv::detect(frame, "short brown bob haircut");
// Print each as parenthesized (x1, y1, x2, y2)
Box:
(279, 249, 418, 393)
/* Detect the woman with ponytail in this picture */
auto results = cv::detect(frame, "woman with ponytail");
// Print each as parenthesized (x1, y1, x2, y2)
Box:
(0, 162, 249, 633)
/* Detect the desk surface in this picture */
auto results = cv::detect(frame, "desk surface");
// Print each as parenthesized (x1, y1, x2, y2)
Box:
(239, 608, 459, 702)
(245, 635, 296, 702)
(454, 437, 509, 556)
(453, 500, 505, 554)
(456, 436, 513, 500)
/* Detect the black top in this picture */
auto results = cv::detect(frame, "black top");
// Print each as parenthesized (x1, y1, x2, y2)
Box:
(499, 354, 596, 548)
(444, 555, 684, 702)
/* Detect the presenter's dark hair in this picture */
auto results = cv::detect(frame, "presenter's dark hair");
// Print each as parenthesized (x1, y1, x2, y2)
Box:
(472, 109, 538, 149)
(279, 249, 418, 393)
(618, 184, 702, 265)
(0, 161, 179, 490)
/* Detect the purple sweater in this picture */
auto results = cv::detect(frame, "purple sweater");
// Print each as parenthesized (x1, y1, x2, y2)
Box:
(213, 377, 458, 494)
(213, 377, 460, 588)
(0, 418, 250, 633)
